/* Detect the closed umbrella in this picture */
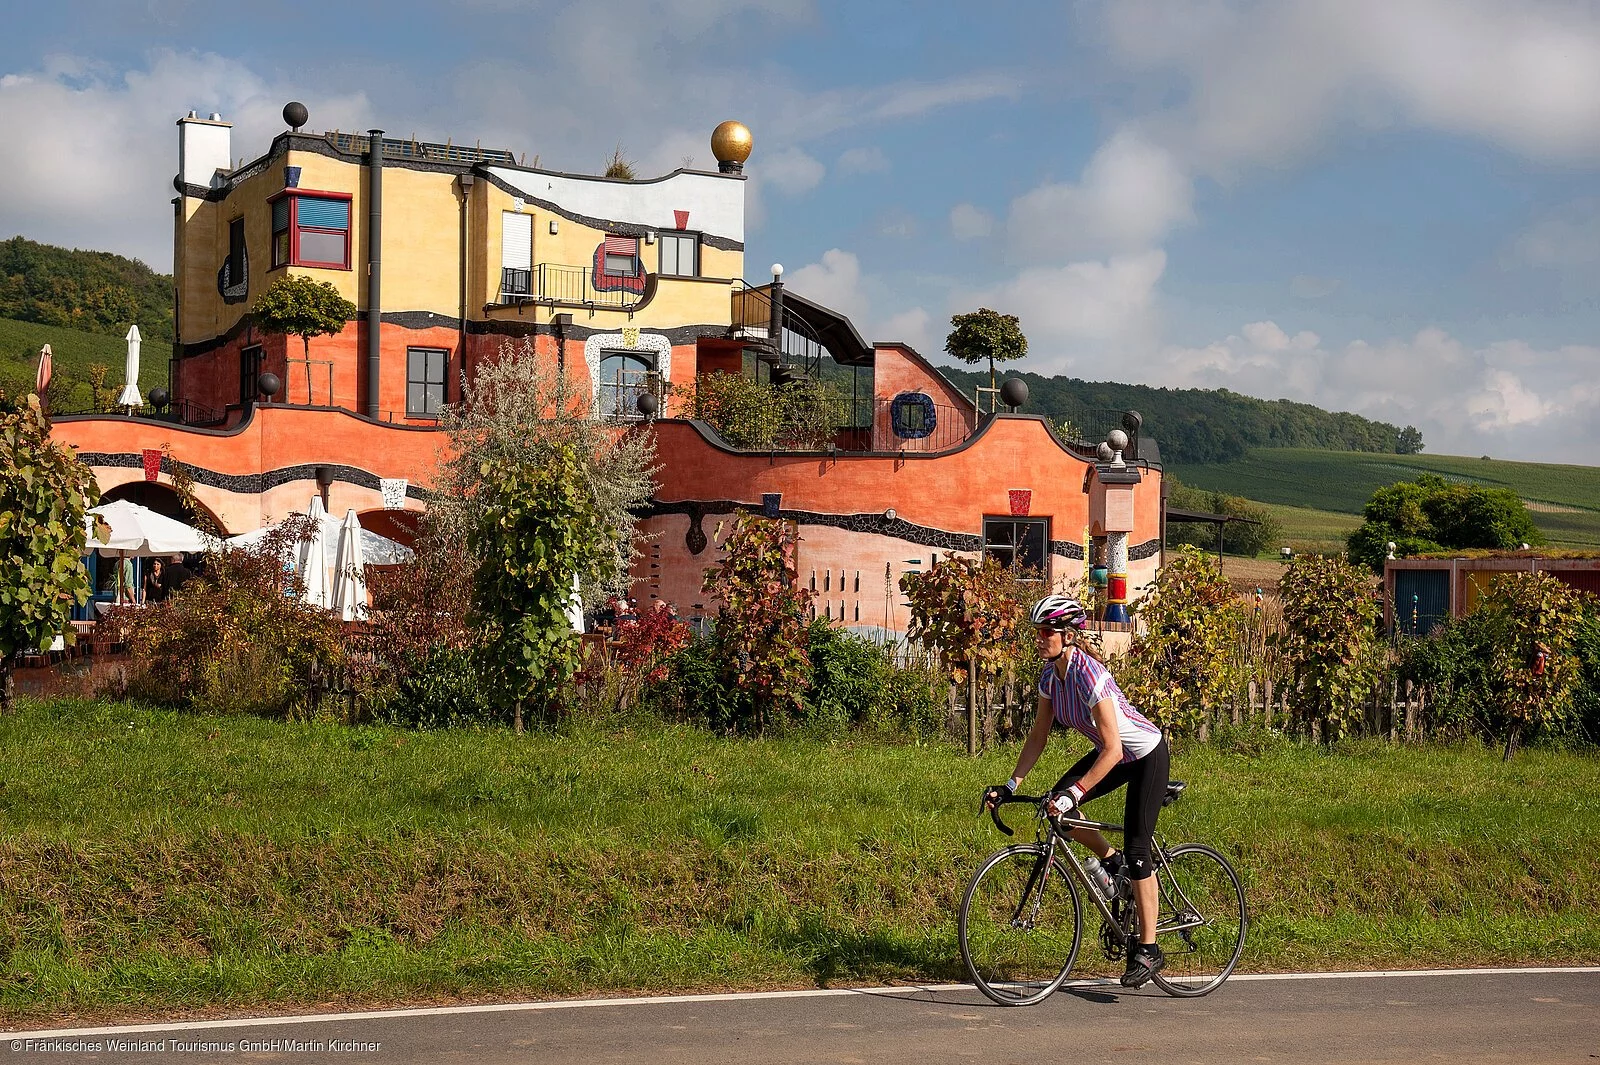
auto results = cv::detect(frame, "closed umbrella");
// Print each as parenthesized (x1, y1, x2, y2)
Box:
(297, 496, 333, 610)
(35, 344, 52, 394)
(118, 325, 143, 408)
(227, 513, 414, 567)
(331, 508, 368, 622)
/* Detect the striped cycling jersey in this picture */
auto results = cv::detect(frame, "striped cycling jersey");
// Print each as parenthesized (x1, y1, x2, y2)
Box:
(1037, 648, 1162, 763)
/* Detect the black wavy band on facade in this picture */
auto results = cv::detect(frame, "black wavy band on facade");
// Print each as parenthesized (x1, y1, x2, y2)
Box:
(642, 497, 1161, 564)
(77, 453, 427, 502)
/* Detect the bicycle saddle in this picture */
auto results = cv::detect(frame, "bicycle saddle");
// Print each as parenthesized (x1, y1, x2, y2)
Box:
(1161, 780, 1187, 807)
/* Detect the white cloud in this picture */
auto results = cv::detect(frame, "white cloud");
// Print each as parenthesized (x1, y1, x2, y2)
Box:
(761, 145, 826, 195)
(787, 248, 868, 324)
(837, 145, 889, 175)
(1102, 0, 1600, 172)
(1006, 129, 1193, 261)
(0, 50, 370, 265)
(949, 202, 994, 240)
(964, 250, 1169, 374)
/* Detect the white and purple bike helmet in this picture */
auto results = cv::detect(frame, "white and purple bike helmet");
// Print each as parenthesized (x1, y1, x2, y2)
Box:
(1028, 594, 1089, 632)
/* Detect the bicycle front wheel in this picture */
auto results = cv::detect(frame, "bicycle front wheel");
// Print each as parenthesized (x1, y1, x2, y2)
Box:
(959, 843, 1084, 1006)
(1150, 843, 1247, 997)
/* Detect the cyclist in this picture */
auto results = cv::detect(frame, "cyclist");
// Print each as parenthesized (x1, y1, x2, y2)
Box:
(983, 593, 1172, 988)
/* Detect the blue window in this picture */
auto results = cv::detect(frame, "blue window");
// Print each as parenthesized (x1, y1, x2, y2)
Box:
(271, 192, 352, 269)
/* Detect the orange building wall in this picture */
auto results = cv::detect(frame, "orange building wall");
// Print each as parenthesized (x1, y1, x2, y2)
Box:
(636, 414, 1164, 630)
(52, 406, 441, 535)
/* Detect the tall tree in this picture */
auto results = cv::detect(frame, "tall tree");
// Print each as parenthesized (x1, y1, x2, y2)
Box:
(430, 338, 657, 727)
(945, 308, 1028, 392)
(250, 275, 357, 362)
(0, 395, 102, 712)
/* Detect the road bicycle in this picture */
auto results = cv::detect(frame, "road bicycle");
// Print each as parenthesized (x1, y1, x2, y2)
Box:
(958, 781, 1247, 1006)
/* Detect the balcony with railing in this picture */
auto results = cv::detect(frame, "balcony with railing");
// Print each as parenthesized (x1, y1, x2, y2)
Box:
(497, 264, 655, 315)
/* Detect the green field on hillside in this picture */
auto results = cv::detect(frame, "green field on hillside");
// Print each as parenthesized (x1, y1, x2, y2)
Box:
(0, 315, 165, 404)
(1172, 448, 1600, 548)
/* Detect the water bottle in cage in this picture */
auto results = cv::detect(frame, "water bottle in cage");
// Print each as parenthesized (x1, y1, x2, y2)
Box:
(1082, 854, 1116, 899)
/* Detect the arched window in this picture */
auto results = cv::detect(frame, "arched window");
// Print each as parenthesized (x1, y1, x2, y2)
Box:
(597, 351, 657, 419)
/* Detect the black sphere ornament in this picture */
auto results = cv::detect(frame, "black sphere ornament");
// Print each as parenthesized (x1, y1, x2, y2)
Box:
(148, 386, 170, 411)
(635, 391, 659, 418)
(257, 372, 282, 399)
(999, 377, 1029, 409)
(1122, 409, 1143, 433)
(283, 101, 309, 130)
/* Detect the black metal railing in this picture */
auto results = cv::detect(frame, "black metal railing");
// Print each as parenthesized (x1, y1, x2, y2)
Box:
(45, 397, 226, 427)
(497, 263, 647, 310)
(729, 281, 827, 378)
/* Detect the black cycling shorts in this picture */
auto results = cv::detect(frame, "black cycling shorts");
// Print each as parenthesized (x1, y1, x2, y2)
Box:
(1054, 734, 1170, 881)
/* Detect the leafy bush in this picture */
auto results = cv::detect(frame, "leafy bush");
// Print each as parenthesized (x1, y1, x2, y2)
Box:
(649, 631, 751, 733)
(380, 643, 500, 729)
(118, 528, 346, 717)
(0, 394, 101, 712)
(1274, 553, 1385, 740)
(900, 555, 1031, 685)
(1400, 577, 1594, 754)
(698, 513, 815, 732)
(691, 371, 842, 450)
(572, 607, 693, 723)
(801, 618, 884, 735)
(1118, 546, 1245, 736)
(1571, 602, 1600, 747)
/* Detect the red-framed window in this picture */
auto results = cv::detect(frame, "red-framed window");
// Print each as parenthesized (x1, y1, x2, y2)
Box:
(270, 190, 353, 270)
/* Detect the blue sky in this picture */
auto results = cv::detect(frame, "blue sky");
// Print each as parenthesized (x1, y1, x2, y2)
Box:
(3, 0, 1600, 463)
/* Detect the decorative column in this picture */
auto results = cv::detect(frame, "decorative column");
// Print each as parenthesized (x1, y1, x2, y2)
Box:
(1087, 429, 1142, 625)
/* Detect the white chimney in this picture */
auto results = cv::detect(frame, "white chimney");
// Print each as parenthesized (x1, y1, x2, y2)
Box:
(177, 112, 232, 189)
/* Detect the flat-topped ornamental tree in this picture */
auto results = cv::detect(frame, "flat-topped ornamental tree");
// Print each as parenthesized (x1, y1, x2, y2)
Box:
(0, 394, 102, 712)
(945, 307, 1027, 392)
(251, 275, 357, 364)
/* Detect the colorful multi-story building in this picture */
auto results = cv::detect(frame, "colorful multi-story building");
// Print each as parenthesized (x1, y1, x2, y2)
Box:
(50, 102, 1167, 634)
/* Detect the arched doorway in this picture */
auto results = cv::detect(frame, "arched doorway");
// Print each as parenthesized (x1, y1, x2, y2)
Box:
(100, 481, 227, 535)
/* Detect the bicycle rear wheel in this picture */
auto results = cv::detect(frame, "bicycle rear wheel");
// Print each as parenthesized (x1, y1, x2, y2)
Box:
(1150, 843, 1247, 997)
(959, 843, 1084, 1006)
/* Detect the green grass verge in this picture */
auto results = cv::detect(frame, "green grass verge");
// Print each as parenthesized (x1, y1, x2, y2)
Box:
(1171, 448, 1600, 548)
(1, 698, 1597, 1020)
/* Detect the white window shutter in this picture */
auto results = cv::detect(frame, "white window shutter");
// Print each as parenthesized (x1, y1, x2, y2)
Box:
(501, 211, 532, 270)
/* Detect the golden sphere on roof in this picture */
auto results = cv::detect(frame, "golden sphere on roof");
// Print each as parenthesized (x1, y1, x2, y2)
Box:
(711, 120, 753, 166)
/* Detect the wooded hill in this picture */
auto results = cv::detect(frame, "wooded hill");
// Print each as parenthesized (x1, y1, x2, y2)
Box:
(0, 236, 173, 345)
(933, 364, 1422, 466)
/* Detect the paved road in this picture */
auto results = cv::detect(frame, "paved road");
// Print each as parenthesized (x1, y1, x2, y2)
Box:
(6, 969, 1597, 1064)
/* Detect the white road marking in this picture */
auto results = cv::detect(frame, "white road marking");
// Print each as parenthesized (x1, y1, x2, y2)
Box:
(8, 967, 1598, 1039)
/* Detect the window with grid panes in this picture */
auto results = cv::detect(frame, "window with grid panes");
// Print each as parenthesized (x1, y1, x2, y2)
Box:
(983, 517, 1048, 579)
(407, 347, 447, 417)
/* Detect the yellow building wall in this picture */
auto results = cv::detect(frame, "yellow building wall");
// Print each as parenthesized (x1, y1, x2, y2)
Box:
(179, 147, 742, 346)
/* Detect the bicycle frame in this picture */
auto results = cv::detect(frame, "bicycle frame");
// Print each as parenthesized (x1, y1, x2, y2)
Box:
(1001, 798, 1208, 940)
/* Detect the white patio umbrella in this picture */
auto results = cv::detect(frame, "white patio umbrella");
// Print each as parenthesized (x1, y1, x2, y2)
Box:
(226, 512, 414, 567)
(118, 325, 143, 408)
(297, 496, 333, 610)
(331, 508, 368, 622)
(85, 499, 220, 556)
